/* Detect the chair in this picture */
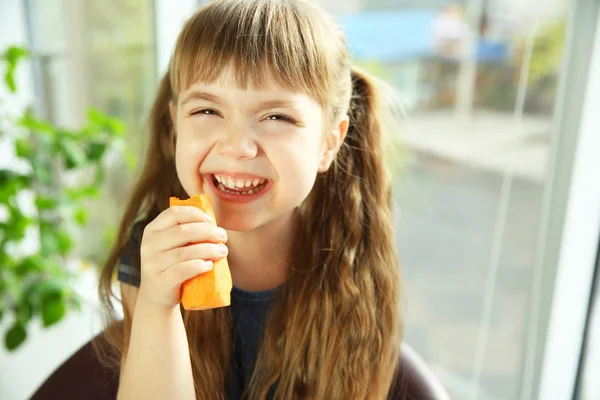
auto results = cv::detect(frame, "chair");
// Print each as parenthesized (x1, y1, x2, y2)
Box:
(391, 342, 451, 400)
(30, 336, 450, 399)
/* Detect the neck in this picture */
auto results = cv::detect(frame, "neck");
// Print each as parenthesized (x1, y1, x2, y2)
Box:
(226, 211, 297, 292)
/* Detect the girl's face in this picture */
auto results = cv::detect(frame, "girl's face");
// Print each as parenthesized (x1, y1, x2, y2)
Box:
(171, 66, 347, 231)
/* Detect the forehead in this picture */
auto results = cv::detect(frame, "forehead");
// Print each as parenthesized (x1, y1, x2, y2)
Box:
(178, 63, 320, 107)
(191, 63, 290, 91)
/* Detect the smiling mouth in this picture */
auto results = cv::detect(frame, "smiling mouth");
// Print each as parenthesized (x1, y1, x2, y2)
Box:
(211, 174, 269, 195)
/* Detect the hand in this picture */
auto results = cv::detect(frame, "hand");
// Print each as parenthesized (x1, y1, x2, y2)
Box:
(137, 206, 228, 309)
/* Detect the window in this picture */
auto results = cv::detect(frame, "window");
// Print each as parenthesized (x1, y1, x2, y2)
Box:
(25, 0, 157, 263)
(317, 0, 573, 398)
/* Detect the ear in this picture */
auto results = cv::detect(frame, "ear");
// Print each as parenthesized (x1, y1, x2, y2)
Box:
(319, 114, 349, 172)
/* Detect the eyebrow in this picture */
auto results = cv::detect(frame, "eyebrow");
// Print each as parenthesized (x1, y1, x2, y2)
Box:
(252, 99, 298, 113)
(179, 90, 224, 107)
(180, 89, 301, 114)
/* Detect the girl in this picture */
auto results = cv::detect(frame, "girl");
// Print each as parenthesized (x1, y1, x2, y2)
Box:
(97, 0, 404, 398)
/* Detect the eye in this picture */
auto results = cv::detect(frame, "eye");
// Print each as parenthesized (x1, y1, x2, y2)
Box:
(265, 114, 296, 124)
(190, 108, 220, 117)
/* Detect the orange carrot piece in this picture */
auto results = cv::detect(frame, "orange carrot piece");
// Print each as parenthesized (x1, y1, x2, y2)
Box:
(169, 195, 232, 310)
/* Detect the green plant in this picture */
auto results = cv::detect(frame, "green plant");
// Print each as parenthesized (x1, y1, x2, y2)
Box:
(0, 46, 132, 351)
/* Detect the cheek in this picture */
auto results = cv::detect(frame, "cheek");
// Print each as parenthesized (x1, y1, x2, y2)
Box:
(268, 132, 323, 200)
(176, 119, 215, 160)
(174, 123, 212, 188)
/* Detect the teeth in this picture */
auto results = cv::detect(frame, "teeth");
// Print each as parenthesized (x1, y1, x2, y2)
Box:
(214, 174, 266, 189)
(216, 183, 259, 195)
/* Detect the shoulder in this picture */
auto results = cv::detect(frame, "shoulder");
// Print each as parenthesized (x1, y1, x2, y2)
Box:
(117, 219, 150, 288)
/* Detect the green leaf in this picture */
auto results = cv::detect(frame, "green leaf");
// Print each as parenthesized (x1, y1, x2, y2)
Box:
(40, 222, 58, 256)
(57, 230, 73, 255)
(54, 128, 76, 141)
(31, 277, 69, 299)
(34, 195, 57, 210)
(4, 46, 29, 65)
(86, 109, 125, 136)
(18, 111, 56, 137)
(85, 141, 107, 162)
(0, 251, 11, 272)
(0, 170, 18, 184)
(5, 323, 27, 350)
(0, 180, 18, 204)
(4, 67, 17, 93)
(31, 158, 53, 185)
(95, 164, 105, 184)
(59, 138, 86, 169)
(74, 208, 88, 225)
(17, 302, 33, 324)
(42, 293, 66, 327)
(4, 208, 30, 242)
(0, 295, 5, 322)
(2, 46, 28, 93)
(15, 137, 32, 158)
(65, 186, 100, 201)
(3, 269, 21, 300)
(15, 255, 45, 277)
(0, 171, 29, 203)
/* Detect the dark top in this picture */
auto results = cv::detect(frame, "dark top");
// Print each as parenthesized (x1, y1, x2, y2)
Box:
(117, 221, 275, 400)
(116, 222, 415, 400)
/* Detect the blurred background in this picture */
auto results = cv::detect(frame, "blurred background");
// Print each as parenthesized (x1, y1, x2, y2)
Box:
(1, 0, 599, 399)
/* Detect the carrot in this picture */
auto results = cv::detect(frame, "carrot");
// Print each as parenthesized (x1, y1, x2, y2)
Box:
(169, 195, 232, 310)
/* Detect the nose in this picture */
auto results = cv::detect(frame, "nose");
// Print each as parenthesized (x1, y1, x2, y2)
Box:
(215, 129, 258, 160)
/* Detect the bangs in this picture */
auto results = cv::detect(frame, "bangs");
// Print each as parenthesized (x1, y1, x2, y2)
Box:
(170, 0, 339, 105)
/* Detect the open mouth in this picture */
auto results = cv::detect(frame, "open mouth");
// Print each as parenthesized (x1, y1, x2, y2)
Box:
(211, 174, 269, 195)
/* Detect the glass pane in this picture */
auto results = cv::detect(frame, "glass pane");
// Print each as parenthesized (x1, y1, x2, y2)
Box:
(318, 1, 569, 398)
(26, 0, 156, 263)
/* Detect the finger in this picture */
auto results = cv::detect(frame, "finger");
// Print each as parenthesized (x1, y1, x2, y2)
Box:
(147, 206, 212, 232)
(157, 243, 228, 273)
(162, 259, 214, 288)
(156, 222, 227, 252)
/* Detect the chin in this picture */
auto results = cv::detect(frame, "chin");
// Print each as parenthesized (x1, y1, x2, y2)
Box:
(213, 211, 266, 232)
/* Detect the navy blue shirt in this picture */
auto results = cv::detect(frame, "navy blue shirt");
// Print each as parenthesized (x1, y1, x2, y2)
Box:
(117, 221, 275, 400)
(117, 221, 408, 399)
(228, 285, 276, 399)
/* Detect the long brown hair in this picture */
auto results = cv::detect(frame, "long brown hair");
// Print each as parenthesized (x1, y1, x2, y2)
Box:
(96, 0, 403, 398)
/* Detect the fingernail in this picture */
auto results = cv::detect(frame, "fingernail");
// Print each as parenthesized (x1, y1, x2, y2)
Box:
(217, 228, 227, 240)
(205, 214, 214, 223)
(219, 244, 228, 255)
(204, 260, 214, 269)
